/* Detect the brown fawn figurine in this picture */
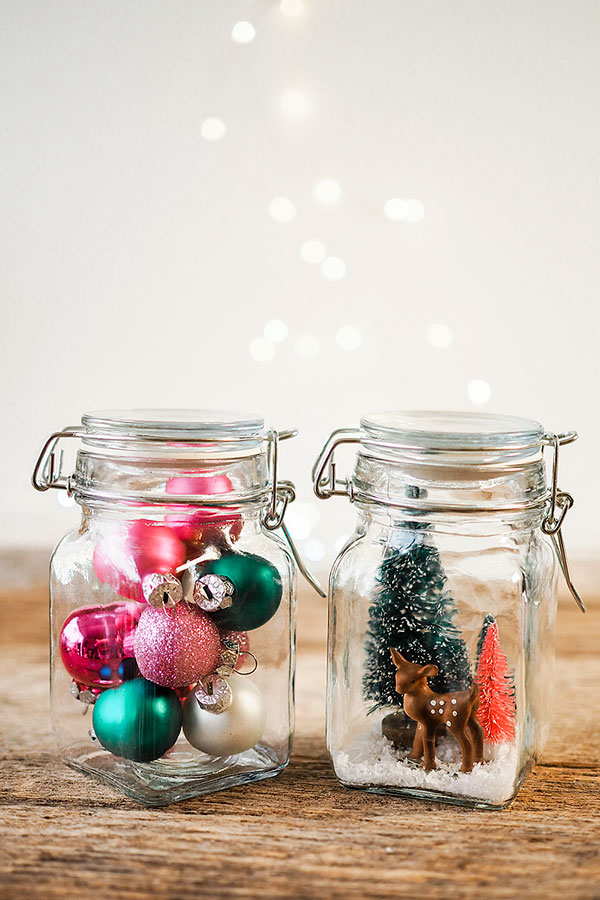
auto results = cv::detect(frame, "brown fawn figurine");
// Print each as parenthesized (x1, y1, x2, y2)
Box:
(390, 648, 484, 772)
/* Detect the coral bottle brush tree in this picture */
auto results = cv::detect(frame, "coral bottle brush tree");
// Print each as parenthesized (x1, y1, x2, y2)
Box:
(475, 615, 516, 743)
(362, 531, 472, 714)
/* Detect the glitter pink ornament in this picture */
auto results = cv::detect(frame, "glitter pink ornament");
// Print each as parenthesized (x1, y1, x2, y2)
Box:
(133, 603, 221, 688)
(93, 519, 187, 603)
(60, 601, 142, 687)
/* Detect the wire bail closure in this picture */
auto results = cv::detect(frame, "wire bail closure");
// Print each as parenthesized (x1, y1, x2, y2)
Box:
(312, 425, 584, 612)
(32, 423, 326, 598)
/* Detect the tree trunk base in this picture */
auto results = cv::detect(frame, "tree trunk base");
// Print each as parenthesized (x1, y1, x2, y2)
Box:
(381, 711, 418, 749)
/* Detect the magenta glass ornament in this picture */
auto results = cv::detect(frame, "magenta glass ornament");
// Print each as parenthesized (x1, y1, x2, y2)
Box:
(133, 602, 221, 688)
(165, 473, 242, 541)
(93, 519, 187, 602)
(60, 601, 142, 687)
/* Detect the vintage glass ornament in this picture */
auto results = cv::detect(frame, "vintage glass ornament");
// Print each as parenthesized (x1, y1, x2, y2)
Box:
(204, 553, 283, 631)
(35, 409, 307, 805)
(92, 678, 182, 762)
(133, 602, 221, 688)
(313, 411, 583, 809)
(182, 676, 266, 756)
(60, 601, 142, 688)
(93, 520, 186, 603)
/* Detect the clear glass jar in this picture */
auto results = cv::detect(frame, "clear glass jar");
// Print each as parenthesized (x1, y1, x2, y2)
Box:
(33, 410, 302, 806)
(313, 411, 583, 809)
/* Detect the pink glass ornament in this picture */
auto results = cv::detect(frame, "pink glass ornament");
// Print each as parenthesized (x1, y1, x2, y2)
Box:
(134, 603, 221, 688)
(93, 519, 187, 603)
(165, 473, 242, 543)
(60, 601, 142, 687)
(220, 629, 250, 671)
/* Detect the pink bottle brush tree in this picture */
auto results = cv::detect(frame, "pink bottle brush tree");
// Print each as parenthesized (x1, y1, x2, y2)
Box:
(475, 615, 516, 743)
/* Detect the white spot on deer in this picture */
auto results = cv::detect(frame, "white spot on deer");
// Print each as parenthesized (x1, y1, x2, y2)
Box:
(451, 699, 457, 704)
(446, 720, 451, 726)
(453, 711, 457, 717)
(430, 700, 436, 705)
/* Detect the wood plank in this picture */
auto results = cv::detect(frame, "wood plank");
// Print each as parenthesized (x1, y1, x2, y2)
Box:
(0, 554, 598, 900)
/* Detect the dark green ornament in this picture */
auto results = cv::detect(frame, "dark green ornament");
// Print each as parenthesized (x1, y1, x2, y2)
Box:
(204, 552, 283, 631)
(92, 677, 182, 762)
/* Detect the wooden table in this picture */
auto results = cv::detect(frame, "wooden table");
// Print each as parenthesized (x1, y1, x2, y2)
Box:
(1, 552, 598, 900)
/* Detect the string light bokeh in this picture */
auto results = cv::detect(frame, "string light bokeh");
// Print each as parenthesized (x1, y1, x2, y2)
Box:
(2, 0, 599, 566)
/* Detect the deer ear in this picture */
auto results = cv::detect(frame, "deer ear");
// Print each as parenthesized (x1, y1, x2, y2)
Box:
(390, 648, 407, 667)
(419, 664, 439, 680)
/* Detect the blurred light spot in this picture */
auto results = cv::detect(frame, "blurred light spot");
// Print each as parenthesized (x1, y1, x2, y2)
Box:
(301, 239, 326, 264)
(334, 533, 351, 554)
(295, 334, 320, 360)
(280, 0, 304, 16)
(250, 338, 275, 362)
(314, 179, 341, 205)
(264, 319, 288, 343)
(268, 196, 296, 223)
(468, 379, 491, 404)
(285, 502, 318, 540)
(384, 198, 408, 221)
(405, 199, 425, 222)
(231, 21, 256, 43)
(57, 492, 76, 509)
(280, 90, 311, 118)
(201, 118, 226, 141)
(321, 257, 346, 281)
(427, 323, 454, 349)
(336, 325, 362, 351)
(304, 539, 326, 562)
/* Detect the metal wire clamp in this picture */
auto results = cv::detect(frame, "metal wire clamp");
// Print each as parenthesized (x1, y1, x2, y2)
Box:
(32, 424, 326, 597)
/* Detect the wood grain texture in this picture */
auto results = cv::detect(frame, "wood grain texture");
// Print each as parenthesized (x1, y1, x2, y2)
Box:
(0, 553, 599, 900)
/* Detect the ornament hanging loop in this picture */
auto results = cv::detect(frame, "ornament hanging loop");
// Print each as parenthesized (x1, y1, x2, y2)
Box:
(541, 431, 585, 612)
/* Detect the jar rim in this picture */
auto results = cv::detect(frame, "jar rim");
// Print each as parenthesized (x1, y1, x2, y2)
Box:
(360, 410, 545, 453)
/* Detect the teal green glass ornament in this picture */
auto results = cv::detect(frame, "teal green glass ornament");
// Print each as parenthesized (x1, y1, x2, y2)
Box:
(92, 677, 182, 762)
(204, 552, 283, 631)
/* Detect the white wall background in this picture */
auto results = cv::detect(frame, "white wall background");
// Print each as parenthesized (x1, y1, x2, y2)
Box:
(2, 0, 599, 570)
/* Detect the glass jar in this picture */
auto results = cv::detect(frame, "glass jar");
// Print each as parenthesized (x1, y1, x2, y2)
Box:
(33, 409, 314, 806)
(313, 411, 583, 809)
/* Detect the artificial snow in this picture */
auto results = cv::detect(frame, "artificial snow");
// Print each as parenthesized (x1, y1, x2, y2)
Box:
(332, 726, 519, 806)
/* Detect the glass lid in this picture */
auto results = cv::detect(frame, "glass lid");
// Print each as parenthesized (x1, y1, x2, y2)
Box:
(81, 409, 266, 441)
(360, 411, 545, 452)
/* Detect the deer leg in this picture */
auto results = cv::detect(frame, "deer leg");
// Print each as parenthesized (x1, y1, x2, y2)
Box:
(467, 716, 484, 765)
(408, 724, 424, 761)
(422, 729, 437, 771)
(456, 729, 474, 773)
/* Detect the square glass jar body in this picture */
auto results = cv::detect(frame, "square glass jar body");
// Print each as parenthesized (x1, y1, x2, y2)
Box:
(46, 411, 296, 806)
(327, 514, 557, 809)
(320, 411, 563, 809)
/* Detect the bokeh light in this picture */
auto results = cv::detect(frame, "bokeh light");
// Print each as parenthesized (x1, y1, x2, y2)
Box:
(231, 21, 256, 44)
(467, 379, 491, 404)
(263, 319, 288, 343)
(200, 118, 226, 141)
(384, 198, 408, 221)
(301, 239, 327, 264)
(321, 257, 346, 281)
(250, 338, 276, 362)
(336, 325, 363, 351)
(268, 196, 297, 223)
(314, 179, 342, 205)
(427, 323, 454, 349)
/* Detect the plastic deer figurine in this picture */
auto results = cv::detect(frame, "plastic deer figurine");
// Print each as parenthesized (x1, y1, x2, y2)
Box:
(390, 648, 484, 772)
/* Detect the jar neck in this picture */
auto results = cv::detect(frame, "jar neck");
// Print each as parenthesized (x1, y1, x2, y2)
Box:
(352, 447, 547, 518)
(73, 450, 270, 513)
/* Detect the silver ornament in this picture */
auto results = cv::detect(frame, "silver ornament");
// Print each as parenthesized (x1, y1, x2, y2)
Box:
(194, 674, 233, 714)
(142, 572, 183, 609)
(181, 568, 234, 612)
(183, 676, 266, 756)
